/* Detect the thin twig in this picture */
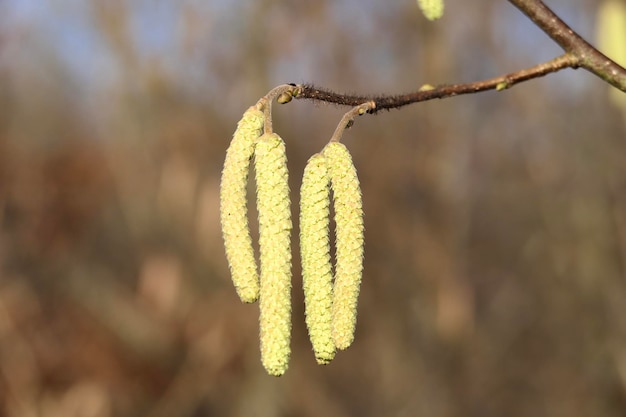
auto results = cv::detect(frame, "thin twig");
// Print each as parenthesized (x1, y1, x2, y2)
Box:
(285, 1, 626, 112)
(329, 102, 376, 143)
(257, 84, 299, 133)
(293, 54, 577, 113)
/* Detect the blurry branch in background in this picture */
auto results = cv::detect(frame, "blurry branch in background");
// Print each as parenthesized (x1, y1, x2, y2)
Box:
(289, 0, 626, 112)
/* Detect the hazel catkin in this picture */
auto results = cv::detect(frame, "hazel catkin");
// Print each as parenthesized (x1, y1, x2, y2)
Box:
(220, 106, 264, 303)
(254, 132, 293, 376)
(323, 142, 364, 351)
(417, 0, 444, 20)
(300, 153, 335, 364)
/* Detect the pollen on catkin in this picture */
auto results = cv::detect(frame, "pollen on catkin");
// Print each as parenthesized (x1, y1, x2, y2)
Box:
(220, 106, 264, 303)
(254, 133, 293, 376)
(300, 153, 335, 365)
(417, 0, 444, 20)
(323, 142, 364, 350)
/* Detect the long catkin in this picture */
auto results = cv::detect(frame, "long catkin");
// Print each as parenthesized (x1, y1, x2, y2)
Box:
(254, 133, 292, 376)
(323, 142, 364, 350)
(300, 153, 335, 364)
(220, 106, 264, 303)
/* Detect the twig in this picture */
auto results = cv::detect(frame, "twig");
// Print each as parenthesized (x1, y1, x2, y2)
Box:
(283, 1, 626, 113)
(256, 84, 299, 133)
(329, 102, 376, 142)
(293, 54, 577, 113)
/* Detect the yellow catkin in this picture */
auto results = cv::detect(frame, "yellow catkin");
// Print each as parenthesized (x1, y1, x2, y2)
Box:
(254, 133, 292, 376)
(323, 142, 364, 350)
(417, 0, 444, 21)
(220, 106, 264, 303)
(300, 153, 336, 364)
(597, 0, 626, 111)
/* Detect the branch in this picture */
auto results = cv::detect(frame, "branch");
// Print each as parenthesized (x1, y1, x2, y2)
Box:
(293, 54, 577, 113)
(508, 0, 626, 91)
(283, 0, 626, 113)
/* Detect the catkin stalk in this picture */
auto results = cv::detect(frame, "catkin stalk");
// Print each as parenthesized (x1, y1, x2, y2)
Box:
(323, 142, 364, 350)
(254, 133, 292, 376)
(220, 106, 264, 303)
(300, 153, 335, 364)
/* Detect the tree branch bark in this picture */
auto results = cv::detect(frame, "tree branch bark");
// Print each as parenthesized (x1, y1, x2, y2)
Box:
(294, 54, 577, 113)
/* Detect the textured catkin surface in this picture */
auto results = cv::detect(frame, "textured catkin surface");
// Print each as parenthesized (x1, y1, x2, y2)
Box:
(254, 133, 292, 376)
(220, 106, 264, 303)
(300, 153, 335, 364)
(323, 142, 364, 350)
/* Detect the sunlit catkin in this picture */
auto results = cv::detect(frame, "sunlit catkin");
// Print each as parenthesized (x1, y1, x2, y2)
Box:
(597, 0, 626, 111)
(323, 142, 364, 350)
(254, 133, 292, 376)
(300, 153, 335, 364)
(417, 0, 444, 20)
(220, 106, 264, 303)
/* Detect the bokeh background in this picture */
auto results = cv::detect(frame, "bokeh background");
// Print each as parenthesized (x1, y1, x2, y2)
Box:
(1, 0, 625, 416)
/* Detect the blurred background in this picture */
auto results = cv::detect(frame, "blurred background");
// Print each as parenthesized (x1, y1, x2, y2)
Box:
(0, 0, 625, 416)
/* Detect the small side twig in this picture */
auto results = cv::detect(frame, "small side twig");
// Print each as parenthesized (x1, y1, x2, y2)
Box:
(256, 84, 299, 133)
(329, 102, 376, 143)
